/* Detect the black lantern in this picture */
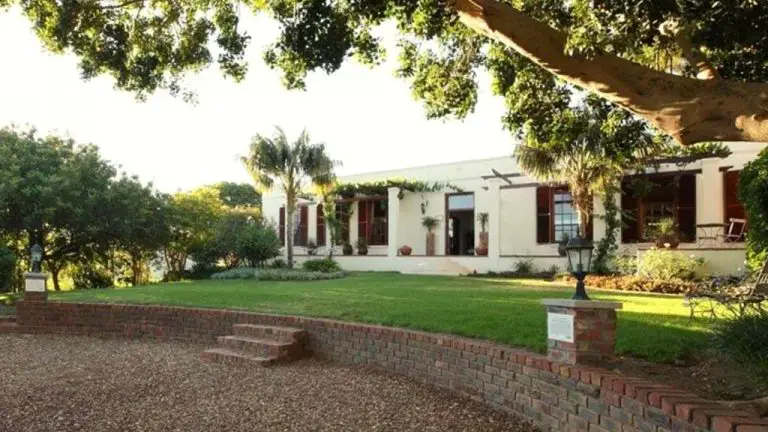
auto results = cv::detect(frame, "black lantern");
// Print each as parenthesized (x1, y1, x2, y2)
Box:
(565, 235, 593, 300)
(30, 244, 43, 273)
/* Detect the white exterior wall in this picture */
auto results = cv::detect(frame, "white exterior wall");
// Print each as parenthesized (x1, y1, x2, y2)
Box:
(261, 144, 765, 275)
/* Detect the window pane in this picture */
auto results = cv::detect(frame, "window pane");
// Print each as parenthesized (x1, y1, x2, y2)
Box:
(553, 190, 579, 240)
(448, 194, 474, 210)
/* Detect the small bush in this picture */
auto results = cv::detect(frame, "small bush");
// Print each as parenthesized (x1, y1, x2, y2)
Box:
(559, 274, 695, 294)
(269, 258, 288, 269)
(71, 265, 114, 289)
(614, 252, 638, 276)
(712, 314, 768, 388)
(302, 258, 342, 273)
(187, 262, 220, 280)
(638, 249, 703, 281)
(211, 268, 346, 281)
(512, 258, 536, 275)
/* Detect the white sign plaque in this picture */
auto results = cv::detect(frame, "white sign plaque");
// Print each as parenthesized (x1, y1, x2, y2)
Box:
(547, 313, 574, 343)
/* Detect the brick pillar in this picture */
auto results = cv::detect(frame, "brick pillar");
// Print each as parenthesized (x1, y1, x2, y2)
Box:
(542, 299, 622, 365)
(24, 272, 47, 302)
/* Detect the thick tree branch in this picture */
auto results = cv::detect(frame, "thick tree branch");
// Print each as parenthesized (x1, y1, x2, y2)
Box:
(453, 0, 768, 145)
(659, 20, 720, 80)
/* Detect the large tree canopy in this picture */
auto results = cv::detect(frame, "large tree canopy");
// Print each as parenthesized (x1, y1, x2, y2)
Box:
(5, 0, 767, 144)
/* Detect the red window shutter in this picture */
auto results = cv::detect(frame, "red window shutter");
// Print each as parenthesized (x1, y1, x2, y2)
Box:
(300, 206, 308, 246)
(677, 174, 696, 243)
(357, 200, 369, 243)
(621, 180, 638, 243)
(279, 207, 285, 245)
(536, 186, 551, 243)
(724, 171, 746, 222)
(316, 204, 326, 246)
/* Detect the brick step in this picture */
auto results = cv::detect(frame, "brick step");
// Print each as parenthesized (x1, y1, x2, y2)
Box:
(200, 348, 278, 367)
(232, 324, 307, 343)
(217, 335, 302, 359)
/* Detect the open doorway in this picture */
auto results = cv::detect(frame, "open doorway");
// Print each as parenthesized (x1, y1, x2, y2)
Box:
(445, 193, 475, 255)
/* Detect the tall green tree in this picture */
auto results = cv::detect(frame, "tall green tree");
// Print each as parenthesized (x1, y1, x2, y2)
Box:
(241, 128, 337, 267)
(0, 127, 117, 290)
(106, 175, 169, 286)
(514, 97, 665, 237)
(163, 188, 224, 281)
(6, 1, 768, 145)
(210, 182, 261, 208)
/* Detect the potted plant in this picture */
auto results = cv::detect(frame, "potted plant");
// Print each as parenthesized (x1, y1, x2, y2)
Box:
(399, 245, 413, 256)
(651, 217, 680, 249)
(306, 240, 318, 256)
(342, 242, 354, 256)
(422, 216, 440, 256)
(355, 237, 368, 256)
(557, 232, 569, 257)
(475, 212, 489, 256)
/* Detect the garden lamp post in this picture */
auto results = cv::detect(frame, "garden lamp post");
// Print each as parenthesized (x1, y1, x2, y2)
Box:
(30, 243, 43, 273)
(565, 235, 593, 300)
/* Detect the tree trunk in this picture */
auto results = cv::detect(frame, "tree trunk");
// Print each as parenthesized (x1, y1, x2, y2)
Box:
(50, 266, 61, 292)
(454, 0, 768, 145)
(285, 192, 296, 269)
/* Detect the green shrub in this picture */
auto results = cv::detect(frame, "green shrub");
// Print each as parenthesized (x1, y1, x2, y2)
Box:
(71, 265, 114, 289)
(512, 258, 536, 275)
(187, 262, 220, 280)
(613, 252, 638, 276)
(739, 147, 768, 272)
(269, 258, 288, 269)
(237, 222, 281, 267)
(302, 258, 342, 273)
(211, 268, 345, 281)
(712, 314, 768, 389)
(637, 248, 703, 281)
(0, 246, 16, 292)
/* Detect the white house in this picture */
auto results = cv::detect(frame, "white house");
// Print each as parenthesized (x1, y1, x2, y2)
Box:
(262, 142, 766, 276)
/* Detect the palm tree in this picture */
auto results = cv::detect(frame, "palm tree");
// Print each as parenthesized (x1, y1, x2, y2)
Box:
(514, 101, 663, 237)
(241, 127, 337, 267)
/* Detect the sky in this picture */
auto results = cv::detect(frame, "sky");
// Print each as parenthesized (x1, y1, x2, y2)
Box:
(0, 9, 514, 193)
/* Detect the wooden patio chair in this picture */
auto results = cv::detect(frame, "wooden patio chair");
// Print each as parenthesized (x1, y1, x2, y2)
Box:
(684, 259, 768, 320)
(718, 218, 747, 243)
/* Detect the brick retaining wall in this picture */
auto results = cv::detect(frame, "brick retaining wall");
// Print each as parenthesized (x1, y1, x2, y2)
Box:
(14, 301, 768, 432)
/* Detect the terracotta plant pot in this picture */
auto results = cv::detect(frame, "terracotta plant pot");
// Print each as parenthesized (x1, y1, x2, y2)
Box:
(475, 246, 488, 256)
(557, 243, 567, 257)
(426, 232, 436, 256)
(399, 245, 412, 256)
(655, 235, 680, 249)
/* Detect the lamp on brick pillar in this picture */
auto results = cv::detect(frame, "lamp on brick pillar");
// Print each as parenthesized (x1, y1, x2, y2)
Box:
(542, 299, 622, 365)
(25, 243, 47, 302)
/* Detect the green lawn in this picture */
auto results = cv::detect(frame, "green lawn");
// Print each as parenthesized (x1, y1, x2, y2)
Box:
(50, 273, 712, 363)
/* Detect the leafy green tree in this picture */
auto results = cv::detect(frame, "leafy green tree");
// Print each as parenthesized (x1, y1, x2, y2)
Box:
(738, 147, 768, 272)
(163, 188, 224, 281)
(0, 127, 118, 290)
(515, 97, 665, 236)
(7, 0, 768, 144)
(241, 127, 337, 268)
(210, 182, 261, 208)
(106, 175, 169, 286)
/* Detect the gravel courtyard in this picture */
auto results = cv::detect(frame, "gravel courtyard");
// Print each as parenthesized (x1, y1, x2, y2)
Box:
(0, 334, 533, 432)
